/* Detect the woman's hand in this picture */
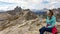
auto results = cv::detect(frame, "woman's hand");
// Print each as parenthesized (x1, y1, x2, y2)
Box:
(45, 24, 50, 28)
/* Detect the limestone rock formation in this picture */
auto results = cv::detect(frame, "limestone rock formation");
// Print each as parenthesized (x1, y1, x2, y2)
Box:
(0, 7, 60, 34)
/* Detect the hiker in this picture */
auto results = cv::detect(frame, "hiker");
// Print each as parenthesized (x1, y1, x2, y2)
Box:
(39, 10, 58, 34)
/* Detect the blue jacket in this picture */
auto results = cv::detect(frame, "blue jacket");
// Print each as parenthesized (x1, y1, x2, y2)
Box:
(46, 16, 56, 28)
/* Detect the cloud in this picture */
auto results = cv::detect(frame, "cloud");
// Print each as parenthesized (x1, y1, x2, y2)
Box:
(0, 0, 18, 10)
(42, 0, 49, 4)
(0, 1, 17, 6)
(0, 0, 19, 3)
(0, 6, 16, 11)
(41, 0, 60, 9)
(0, 0, 60, 10)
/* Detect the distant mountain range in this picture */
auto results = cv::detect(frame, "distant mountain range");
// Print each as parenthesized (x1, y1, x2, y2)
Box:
(31, 8, 48, 15)
(31, 8, 48, 12)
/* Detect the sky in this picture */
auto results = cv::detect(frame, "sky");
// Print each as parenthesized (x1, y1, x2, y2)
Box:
(0, 0, 60, 11)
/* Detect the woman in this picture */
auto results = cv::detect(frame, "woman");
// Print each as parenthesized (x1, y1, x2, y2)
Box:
(39, 10, 58, 34)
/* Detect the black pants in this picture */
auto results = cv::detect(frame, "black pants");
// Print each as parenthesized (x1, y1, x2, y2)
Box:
(39, 26, 52, 34)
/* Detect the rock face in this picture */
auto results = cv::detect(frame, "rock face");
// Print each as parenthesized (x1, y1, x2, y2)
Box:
(0, 7, 41, 34)
(0, 7, 60, 34)
(0, 13, 10, 31)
